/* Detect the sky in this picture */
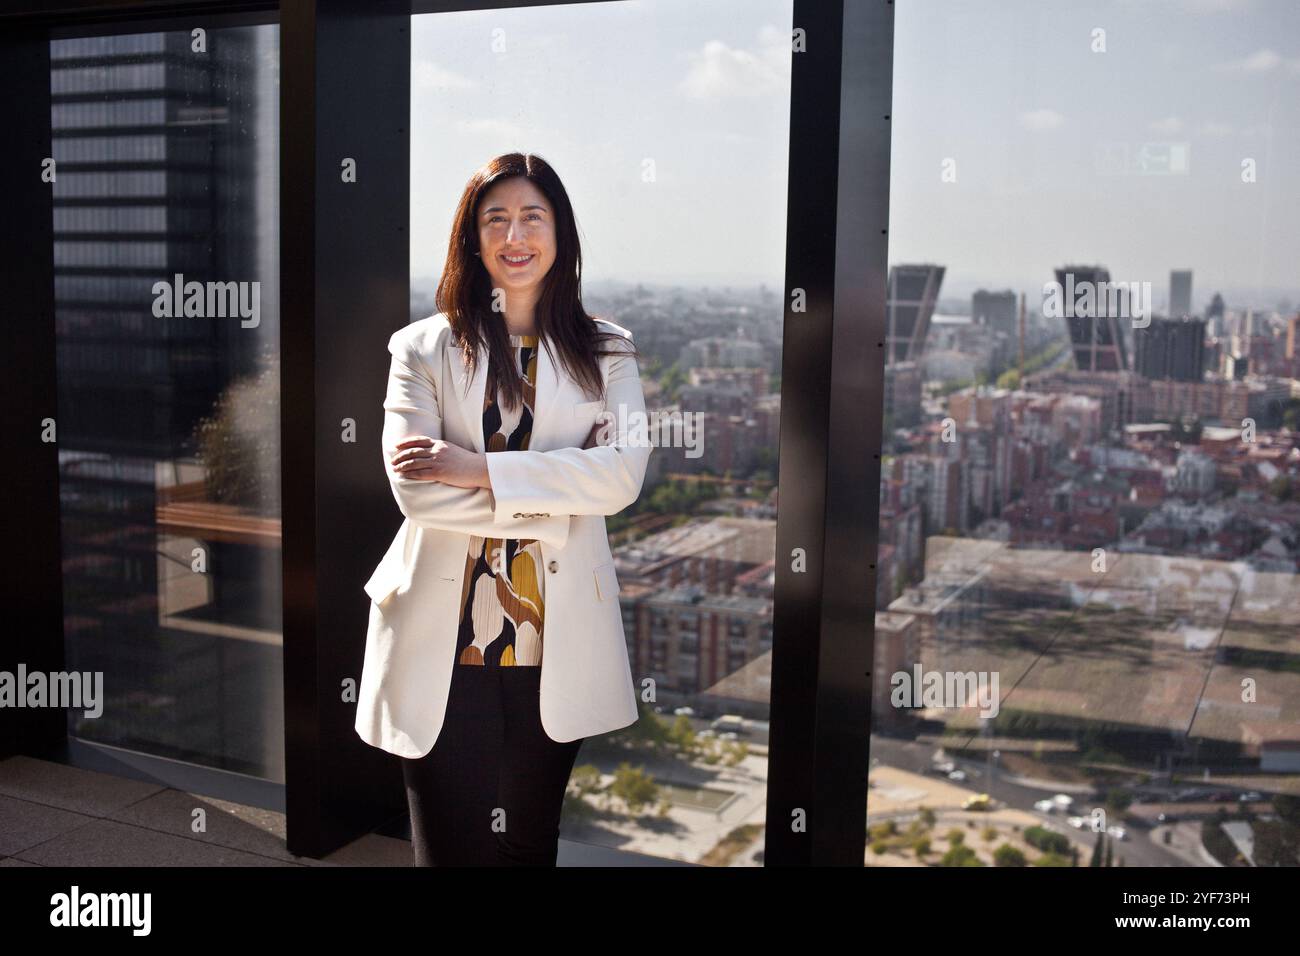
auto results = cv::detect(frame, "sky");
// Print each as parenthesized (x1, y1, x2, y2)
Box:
(889, 0, 1300, 309)
(412, 0, 1300, 310)
(410, 0, 794, 290)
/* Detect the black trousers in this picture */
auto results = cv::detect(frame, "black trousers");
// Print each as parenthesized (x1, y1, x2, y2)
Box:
(400, 663, 584, 866)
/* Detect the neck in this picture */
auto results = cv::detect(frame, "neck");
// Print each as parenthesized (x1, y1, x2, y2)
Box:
(502, 288, 538, 336)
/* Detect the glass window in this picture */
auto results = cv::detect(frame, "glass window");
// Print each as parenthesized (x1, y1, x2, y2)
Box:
(410, 0, 791, 864)
(874, 0, 1300, 867)
(51, 23, 283, 780)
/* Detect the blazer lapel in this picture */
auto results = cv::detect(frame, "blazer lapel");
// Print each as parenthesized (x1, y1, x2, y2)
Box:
(529, 336, 563, 452)
(452, 333, 567, 453)
(451, 342, 489, 453)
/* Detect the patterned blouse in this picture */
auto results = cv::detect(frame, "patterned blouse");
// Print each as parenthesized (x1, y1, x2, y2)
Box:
(455, 333, 546, 666)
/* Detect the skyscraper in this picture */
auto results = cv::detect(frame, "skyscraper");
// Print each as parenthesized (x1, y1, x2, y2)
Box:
(1133, 316, 1206, 382)
(971, 289, 1017, 336)
(886, 263, 944, 365)
(1206, 291, 1226, 337)
(50, 27, 282, 774)
(1170, 269, 1193, 318)
(1054, 264, 1129, 373)
(52, 31, 271, 446)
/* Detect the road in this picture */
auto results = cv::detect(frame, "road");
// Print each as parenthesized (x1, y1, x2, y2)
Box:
(868, 735, 1196, 866)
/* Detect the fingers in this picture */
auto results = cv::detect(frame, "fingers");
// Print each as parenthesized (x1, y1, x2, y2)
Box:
(390, 446, 434, 467)
(393, 458, 440, 477)
(394, 436, 436, 449)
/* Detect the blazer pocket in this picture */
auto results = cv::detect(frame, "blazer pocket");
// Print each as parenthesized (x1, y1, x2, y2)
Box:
(593, 561, 621, 602)
(363, 556, 408, 605)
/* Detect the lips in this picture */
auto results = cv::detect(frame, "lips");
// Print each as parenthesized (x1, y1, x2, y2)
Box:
(500, 253, 535, 268)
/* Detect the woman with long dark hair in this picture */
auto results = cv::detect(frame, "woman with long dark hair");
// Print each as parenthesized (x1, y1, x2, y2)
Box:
(355, 152, 652, 866)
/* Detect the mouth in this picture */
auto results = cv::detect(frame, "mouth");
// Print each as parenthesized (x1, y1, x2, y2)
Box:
(500, 253, 535, 269)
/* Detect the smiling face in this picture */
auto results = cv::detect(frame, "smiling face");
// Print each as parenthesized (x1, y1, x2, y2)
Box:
(475, 176, 557, 300)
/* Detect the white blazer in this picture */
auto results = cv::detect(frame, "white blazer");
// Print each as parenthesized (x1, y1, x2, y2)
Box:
(354, 311, 652, 758)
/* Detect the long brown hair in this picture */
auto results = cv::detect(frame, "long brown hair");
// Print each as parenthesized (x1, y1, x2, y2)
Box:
(435, 152, 637, 412)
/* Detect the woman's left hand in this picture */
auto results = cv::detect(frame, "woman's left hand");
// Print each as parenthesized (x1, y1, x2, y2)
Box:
(390, 436, 489, 489)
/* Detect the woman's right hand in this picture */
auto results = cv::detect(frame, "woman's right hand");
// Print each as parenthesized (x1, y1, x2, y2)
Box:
(391, 435, 488, 488)
(582, 418, 612, 449)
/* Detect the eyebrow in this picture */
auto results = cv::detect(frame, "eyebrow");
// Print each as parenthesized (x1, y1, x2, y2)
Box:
(481, 204, 548, 216)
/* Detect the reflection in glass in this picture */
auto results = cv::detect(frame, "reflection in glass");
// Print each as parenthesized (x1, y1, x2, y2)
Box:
(51, 26, 283, 779)
(873, 0, 1300, 867)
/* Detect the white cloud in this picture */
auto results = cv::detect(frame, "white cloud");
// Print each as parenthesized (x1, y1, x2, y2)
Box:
(1149, 116, 1184, 134)
(678, 23, 789, 100)
(1019, 108, 1064, 131)
(1213, 48, 1300, 73)
(415, 60, 474, 91)
(1241, 48, 1281, 71)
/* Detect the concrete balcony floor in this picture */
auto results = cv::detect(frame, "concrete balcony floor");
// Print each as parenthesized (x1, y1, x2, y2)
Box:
(0, 755, 687, 867)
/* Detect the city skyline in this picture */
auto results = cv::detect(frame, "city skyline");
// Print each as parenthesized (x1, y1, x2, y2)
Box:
(412, 0, 1300, 310)
(889, 0, 1300, 305)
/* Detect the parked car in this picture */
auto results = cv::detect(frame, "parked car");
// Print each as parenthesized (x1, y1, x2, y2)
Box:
(673, 706, 696, 717)
(1034, 798, 1056, 814)
(962, 793, 992, 811)
(1156, 811, 1178, 823)
(1051, 794, 1075, 811)
(933, 760, 956, 775)
(1066, 816, 1087, 829)
(947, 770, 968, 782)
(710, 714, 749, 736)
(1238, 791, 1263, 803)
(1106, 825, 1128, 841)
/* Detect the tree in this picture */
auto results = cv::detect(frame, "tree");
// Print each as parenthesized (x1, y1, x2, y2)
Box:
(658, 362, 687, 403)
(994, 844, 1027, 867)
(940, 843, 982, 866)
(1089, 830, 1105, 867)
(609, 763, 661, 816)
(193, 348, 281, 513)
(1283, 398, 1300, 432)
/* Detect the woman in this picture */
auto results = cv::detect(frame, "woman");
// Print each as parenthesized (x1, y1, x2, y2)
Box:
(354, 152, 653, 867)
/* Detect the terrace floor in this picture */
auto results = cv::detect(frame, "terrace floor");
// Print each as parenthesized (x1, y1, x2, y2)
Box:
(0, 755, 687, 867)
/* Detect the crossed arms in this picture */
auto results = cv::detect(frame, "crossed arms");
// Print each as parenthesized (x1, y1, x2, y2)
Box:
(379, 328, 652, 549)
